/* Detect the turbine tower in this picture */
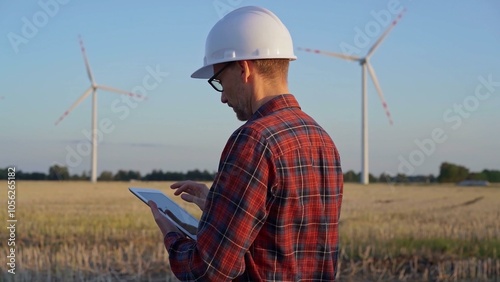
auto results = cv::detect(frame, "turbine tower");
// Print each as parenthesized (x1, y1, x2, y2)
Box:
(55, 36, 145, 183)
(299, 9, 406, 184)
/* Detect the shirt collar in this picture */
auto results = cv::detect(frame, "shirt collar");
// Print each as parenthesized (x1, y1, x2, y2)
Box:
(249, 94, 301, 121)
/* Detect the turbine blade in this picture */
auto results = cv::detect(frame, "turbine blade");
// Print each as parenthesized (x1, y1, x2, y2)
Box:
(79, 35, 96, 85)
(96, 85, 148, 100)
(297, 47, 361, 62)
(366, 8, 407, 58)
(366, 62, 393, 125)
(54, 87, 93, 126)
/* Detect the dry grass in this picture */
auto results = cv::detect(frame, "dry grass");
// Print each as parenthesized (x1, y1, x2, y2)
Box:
(0, 181, 499, 281)
(1, 181, 199, 282)
(338, 183, 500, 281)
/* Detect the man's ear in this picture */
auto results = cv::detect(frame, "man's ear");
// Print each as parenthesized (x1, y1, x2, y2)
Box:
(237, 60, 253, 83)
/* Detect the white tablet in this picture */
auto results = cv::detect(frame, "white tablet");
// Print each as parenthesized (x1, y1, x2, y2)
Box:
(129, 187, 199, 240)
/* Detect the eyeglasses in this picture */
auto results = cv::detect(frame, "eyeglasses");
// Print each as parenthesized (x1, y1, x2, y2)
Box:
(208, 62, 232, 92)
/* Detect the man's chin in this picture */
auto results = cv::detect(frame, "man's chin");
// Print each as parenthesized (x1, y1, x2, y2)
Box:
(236, 113, 249, 121)
(230, 107, 249, 121)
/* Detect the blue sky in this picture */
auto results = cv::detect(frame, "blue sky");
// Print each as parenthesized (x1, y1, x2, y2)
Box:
(1, 0, 499, 177)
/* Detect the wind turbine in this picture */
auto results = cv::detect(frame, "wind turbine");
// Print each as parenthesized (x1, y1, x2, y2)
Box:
(55, 36, 145, 183)
(298, 9, 406, 185)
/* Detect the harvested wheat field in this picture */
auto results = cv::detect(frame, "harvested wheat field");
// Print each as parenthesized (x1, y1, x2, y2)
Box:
(1, 181, 499, 281)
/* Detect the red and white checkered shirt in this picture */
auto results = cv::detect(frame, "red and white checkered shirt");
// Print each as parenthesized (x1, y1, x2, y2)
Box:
(165, 94, 343, 281)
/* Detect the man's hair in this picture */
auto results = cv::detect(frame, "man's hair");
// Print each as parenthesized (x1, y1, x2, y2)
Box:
(252, 59, 289, 82)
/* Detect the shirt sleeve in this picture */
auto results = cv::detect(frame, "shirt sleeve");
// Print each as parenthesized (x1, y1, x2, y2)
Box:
(165, 127, 276, 281)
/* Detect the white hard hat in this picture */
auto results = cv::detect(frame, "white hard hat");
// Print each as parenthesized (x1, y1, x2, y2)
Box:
(191, 6, 297, 79)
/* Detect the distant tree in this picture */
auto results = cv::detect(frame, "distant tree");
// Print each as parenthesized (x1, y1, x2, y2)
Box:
(186, 169, 204, 180)
(395, 173, 408, 183)
(466, 172, 488, 181)
(343, 170, 360, 182)
(428, 174, 436, 183)
(164, 171, 186, 181)
(369, 173, 378, 183)
(114, 170, 129, 181)
(143, 169, 163, 181)
(482, 169, 500, 182)
(113, 170, 141, 181)
(68, 170, 88, 180)
(0, 167, 6, 179)
(19, 172, 47, 180)
(0, 167, 25, 180)
(142, 169, 215, 181)
(379, 173, 393, 184)
(437, 162, 469, 183)
(127, 170, 141, 180)
(80, 170, 90, 181)
(0, 168, 47, 180)
(98, 171, 114, 181)
(186, 169, 215, 181)
(48, 165, 70, 180)
(142, 170, 154, 181)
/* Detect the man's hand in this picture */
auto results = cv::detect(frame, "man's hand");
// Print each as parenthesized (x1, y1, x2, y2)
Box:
(165, 209, 198, 235)
(171, 181, 209, 212)
(149, 200, 181, 238)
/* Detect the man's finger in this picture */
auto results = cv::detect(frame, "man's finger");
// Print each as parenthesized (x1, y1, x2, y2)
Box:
(173, 186, 188, 196)
(173, 183, 195, 196)
(181, 194, 205, 211)
(181, 193, 195, 203)
(170, 182, 184, 189)
(171, 180, 194, 189)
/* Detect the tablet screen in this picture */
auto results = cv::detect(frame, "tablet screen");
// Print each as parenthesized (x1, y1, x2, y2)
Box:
(131, 188, 199, 239)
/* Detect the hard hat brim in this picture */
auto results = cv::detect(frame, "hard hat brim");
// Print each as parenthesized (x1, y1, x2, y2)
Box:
(191, 65, 213, 79)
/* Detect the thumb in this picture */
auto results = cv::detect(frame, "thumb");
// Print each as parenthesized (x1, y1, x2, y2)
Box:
(148, 201, 159, 214)
(148, 200, 157, 208)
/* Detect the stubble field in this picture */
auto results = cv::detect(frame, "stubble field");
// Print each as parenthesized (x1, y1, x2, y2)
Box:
(1, 181, 499, 281)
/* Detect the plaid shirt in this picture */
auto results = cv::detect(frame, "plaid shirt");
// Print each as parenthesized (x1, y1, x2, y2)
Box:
(165, 94, 343, 281)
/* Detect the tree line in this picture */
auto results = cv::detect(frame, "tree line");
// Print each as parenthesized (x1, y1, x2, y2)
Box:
(343, 162, 500, 183)
(0, 166, 216, 181)
(1, 162, 499, 183)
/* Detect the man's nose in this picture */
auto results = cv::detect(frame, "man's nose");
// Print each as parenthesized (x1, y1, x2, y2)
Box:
(221, 92, 228, 104)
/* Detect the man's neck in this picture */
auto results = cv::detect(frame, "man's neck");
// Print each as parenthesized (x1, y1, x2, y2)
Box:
(251, 81, 289, 114)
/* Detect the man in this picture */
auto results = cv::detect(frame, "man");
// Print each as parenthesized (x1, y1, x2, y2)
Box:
(149, 6, 343, 281)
